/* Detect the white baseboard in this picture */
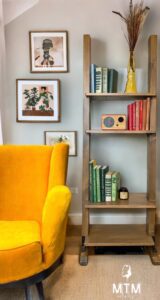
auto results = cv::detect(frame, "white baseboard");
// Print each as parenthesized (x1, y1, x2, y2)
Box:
(68, 212, 154, 225)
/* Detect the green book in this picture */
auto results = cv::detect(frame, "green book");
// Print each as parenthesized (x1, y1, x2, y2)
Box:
(93, 165, 97, 202)
(112, 172, 120, 202)
(105, 171, 113, 202)
(89, 160, 96, 202)
(108, 69, 118, 93)
(96, 165, 102, 202)
(102, 67, 108, 93)
(100, 165, 109, 201)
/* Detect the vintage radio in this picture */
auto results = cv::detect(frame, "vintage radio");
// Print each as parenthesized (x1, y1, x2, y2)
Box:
(101, 114, 127, 130)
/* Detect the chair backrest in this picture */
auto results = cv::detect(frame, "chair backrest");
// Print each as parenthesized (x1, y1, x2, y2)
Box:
(0, 144, 69, 222)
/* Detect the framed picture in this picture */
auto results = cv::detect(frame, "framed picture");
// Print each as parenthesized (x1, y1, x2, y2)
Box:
(29, 31, 68, 72)
(44, 131, 77, 156)
(16, 79, 60, 122)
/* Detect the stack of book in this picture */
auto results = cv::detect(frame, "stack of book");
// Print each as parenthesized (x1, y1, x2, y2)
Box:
(127, 98, 151, 131)
(89, 160, 120, 202)
(90, 64, 118, 93)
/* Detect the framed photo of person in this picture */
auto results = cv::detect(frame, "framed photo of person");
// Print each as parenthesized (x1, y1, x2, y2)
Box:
(29, 31, 68, 72)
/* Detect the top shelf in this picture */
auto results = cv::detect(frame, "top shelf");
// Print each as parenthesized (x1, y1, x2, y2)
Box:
(85, 92, 156, 99)
(83, 35, 157, 96)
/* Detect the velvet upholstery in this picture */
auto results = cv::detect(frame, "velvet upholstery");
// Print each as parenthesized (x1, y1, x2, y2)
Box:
(0, 144, 71, 284)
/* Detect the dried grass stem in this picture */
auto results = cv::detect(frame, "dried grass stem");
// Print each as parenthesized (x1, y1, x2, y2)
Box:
(112, 0, 150, 52)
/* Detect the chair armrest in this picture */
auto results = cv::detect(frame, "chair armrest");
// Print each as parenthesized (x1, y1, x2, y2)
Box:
(42, 185, 71, 252)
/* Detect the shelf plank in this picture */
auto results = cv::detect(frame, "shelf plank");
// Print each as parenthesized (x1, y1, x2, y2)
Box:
(85, 225, 154, 246)
(85, 193, 156, 209)
(86, 129, 156, 134)
(86, 92, 156, 98)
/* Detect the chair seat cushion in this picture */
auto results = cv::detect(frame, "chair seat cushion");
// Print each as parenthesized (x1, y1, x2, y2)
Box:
(0, 221, 40, 250)
(0, 221, 43, 284)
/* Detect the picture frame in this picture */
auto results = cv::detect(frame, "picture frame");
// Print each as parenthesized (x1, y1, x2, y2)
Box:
(29, 31, 68, 73)
(16, 79, 60, 122)
(44, 131, 77, 156)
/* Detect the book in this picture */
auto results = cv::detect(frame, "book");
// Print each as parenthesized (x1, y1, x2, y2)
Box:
(139, 100, 143, 130)
(100, 165, 109, 201)
(102, 67, 108, 93)
(128, 103, 133, 130)
(132, 102, 136, 130)
(146, 97, 151, 131)
(142, 99, 147, 130)
(112, 172, 120, 202)
(108, 69, 118, 93)
(96, 165, 102, 202)
(95, 67, 102, 93)
(89, 160, 96, 202)
(135, 100, 140, 130)
(93, 165, 97, 202)
(105, 171, 113, 202)
(90, 64, 97, 93)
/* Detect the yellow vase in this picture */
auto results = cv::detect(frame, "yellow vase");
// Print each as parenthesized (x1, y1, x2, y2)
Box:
(125, 51, 137, 93)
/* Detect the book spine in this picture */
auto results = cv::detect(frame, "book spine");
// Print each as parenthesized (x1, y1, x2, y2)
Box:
(135, 100, 140, 130)
(112, 173, 120, 202)
(146, 97, 151, 131)
(100, 166, 109, 202)
(111, 174, 117, 202)
(112, 70, 118, 93)
(93, 166, 97, 202)
(90, 64, 96, 93)
(108, 69, 118, 93)
(105, 173, 112, 202)
(89, 161, 93, 202)
(96, 67, 102, 93)
(89, 160, 96, 202)
(132, 102, 136, 130)
(139, 100, 143, 130)
(102, 67, 108, 93)
(100, 168, 104, 202)
(96, 167, 101, 202)
(107, 69, 111, 92)
(128, 104, 133, 130)
(142, 99, 147, 130)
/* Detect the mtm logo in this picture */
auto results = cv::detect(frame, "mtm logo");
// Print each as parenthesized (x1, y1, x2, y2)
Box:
(112, 264, 141, 298)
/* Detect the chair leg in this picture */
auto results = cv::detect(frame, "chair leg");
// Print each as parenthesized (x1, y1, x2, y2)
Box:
(60, 254, 64, 264)
(25, 286, 33, 300)
(36, 281, 45, 300)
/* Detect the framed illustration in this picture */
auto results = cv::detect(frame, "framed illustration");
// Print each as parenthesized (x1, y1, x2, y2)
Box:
(16, 79, 60, 122)
(29, 31, 68, 72)
(44, 131, 77, 156)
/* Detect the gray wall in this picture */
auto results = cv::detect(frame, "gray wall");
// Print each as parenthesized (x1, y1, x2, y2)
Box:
(3, 0, 160, 223)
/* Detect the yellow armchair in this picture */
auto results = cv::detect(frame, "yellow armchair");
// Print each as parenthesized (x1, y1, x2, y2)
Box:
(0, 144, 71, 299)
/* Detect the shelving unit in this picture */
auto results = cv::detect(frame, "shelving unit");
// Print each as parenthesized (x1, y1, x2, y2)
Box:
(80, 34, 159, 266)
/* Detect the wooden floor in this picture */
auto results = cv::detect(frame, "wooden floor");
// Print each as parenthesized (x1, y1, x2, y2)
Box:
(66, 225, 81, 255)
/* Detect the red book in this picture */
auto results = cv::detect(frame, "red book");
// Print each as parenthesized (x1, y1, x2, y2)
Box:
(132, 102, 136, 130)
(135, 100, 140, 130)
(142, 99, 147, 130)
(127, 104, 133, 130)
(139, 100, 143, 130)
(146, 97, 151, 131)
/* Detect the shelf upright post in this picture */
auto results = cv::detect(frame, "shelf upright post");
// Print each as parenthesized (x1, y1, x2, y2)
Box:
(147, 35, 158, 264)
(80, 34, 91, 265)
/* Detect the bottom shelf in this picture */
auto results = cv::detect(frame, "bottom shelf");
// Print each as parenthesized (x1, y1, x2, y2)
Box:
(85, 225, 154, 247)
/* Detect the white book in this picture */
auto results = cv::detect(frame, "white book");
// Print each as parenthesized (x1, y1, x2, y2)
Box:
(105, 171, 113, 202)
